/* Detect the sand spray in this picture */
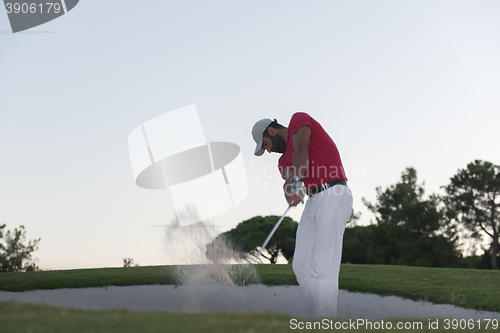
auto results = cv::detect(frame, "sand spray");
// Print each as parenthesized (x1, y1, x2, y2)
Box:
(160, 207, 260, 311)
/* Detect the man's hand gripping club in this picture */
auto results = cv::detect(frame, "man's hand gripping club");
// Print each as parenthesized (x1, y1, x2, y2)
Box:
(284, 175, 306, 206)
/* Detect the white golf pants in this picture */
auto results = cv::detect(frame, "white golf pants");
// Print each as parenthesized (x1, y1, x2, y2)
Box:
(292, 184, 353, 318)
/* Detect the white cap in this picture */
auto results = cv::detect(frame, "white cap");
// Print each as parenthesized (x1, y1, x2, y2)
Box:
(252, 118, 273, 156)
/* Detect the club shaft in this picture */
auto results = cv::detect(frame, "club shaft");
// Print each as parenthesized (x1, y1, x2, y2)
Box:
(255, 204, 293, 260)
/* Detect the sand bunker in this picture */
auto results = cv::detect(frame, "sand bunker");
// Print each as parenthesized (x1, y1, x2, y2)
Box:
(0, 285, 498, 320)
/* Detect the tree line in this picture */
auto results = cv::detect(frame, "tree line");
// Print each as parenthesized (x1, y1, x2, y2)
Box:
(344, 160, 499, 270)
(210, 160, 499, 270)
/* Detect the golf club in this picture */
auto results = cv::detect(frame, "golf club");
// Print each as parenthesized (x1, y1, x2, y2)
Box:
(255, 203, 294, 261)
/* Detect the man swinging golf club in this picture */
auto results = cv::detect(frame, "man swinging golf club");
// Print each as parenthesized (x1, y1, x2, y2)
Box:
(252, 112, 353, 319)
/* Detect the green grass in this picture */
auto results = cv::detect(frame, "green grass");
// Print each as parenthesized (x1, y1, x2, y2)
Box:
(1, 264, 500, 332)
(0, 265, 177, 292)
(1, 264, 499, 312)
(0, 302, 294, 333)
(1, 302, 498, 333)
(254, 263, 297, 285)
(0, 264, 295, 292)
(339, 264, 500, 312)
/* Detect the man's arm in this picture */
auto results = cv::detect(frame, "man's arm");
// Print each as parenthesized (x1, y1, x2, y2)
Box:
(283, 125, 311, 206)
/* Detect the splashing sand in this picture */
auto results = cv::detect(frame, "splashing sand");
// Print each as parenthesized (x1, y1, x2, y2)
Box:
(162, 208, 259, 286)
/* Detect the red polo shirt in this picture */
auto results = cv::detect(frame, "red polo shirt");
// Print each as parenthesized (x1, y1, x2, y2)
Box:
(278, 112, 347, 191)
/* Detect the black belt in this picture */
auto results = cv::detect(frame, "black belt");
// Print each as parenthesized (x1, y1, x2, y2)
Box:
(308, 179, 347, 197)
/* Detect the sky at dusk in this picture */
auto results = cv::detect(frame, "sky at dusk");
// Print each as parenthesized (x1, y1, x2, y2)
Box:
(1, 1, 499, 269)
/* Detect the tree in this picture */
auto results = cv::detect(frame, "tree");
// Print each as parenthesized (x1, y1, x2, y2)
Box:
(343, 224, 397, 265)
(0, 225, 41, 272)
(123, 258, 140, 267)
(207, 216, 299, 264)
(358, 167, 460, 267)
(443, 160, 500, 270)
(365, 168, 442, 234)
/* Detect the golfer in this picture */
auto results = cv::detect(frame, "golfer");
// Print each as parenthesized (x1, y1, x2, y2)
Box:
(252, 112, 353, 318)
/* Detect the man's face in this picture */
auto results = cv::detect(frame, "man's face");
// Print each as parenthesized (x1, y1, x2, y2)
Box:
(262, 132, 286, 154)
